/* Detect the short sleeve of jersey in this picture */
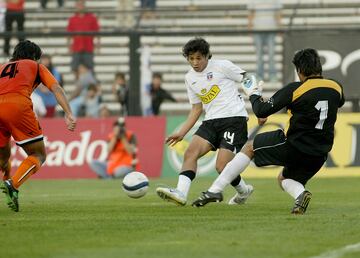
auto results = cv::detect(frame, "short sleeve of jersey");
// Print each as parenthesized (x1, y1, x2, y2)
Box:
(185, 75, 201, 105)
(219, 60, 246, 83)
(39, 64, 58, 90)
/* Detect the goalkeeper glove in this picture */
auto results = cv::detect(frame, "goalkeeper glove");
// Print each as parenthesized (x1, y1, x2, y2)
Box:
(241, 73, 263, 96)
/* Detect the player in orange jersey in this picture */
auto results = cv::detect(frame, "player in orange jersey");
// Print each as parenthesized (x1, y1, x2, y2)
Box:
(0, 40, 76, 212)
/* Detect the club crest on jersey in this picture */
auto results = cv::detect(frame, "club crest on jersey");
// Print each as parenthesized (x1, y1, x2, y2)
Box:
(206, 72, 213, 80)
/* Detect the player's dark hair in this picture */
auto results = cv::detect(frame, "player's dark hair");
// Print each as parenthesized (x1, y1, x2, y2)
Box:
(182, 37, 212, 59)
(292, 48, 322, 77)
(11, 40, 42, 61)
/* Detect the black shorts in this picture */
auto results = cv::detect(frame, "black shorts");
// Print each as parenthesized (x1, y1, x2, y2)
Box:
(253, 129, 327, 185)
(195, 116, 248, 153)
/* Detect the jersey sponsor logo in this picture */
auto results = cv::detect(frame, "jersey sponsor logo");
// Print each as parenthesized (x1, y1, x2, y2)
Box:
(197, 85, 220, 104)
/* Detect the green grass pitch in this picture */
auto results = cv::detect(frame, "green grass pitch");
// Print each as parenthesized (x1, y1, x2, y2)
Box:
(1, 177, 360, 258)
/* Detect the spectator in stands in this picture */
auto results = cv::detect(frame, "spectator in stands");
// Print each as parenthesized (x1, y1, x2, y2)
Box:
(116, 0, 134, 28)
(3, 0, 25, 56)
(34, 54, 64, 117)
(67, 0, 100, 78)
(69, 63, 98, 117)
(99, 104, 112, 118)
(89, 117, 139, 179)
(147, 73, 177, 115)
(40, 0, 64, 9)
(140, 0, 156, 20)
(247, 0, 282, 82)
(0, 2, 6, 32)
(141, 0, 156, 10)
(83, 83, 101, 118)
(112, 72, 129, 116)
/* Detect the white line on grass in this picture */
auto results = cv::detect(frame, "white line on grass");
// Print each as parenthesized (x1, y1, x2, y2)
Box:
(309, 242, 360, 258)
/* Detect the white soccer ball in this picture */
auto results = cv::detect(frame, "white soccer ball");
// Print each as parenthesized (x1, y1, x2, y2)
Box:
(122, 171, 149, 198)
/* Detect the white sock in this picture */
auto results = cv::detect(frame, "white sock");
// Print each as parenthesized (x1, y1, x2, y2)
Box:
(208, 152, 251, 193)
(281, 179, 305, 199)
(234, 178, 248, 194)
(176, 175, 192, 198)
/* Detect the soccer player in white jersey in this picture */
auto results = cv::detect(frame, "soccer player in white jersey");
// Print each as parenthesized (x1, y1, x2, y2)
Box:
(156, 37, 265, 206)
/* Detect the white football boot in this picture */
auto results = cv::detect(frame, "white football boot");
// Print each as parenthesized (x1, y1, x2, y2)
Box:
(228, 184, 254, 205)
(156, 187, 186, 206)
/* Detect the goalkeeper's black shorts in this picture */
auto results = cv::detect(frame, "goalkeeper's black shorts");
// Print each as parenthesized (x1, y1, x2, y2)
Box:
(253, 129, 327, 185)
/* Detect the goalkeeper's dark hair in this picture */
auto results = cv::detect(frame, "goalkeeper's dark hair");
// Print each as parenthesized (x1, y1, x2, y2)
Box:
(292, 48, 322, 77)
(182, 37, 212, 59)
(11, 40, 42, 61)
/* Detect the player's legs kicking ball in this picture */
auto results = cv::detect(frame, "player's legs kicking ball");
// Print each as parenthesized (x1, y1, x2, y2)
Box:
(156, 170, 195, 206)
(192, 152, 252, 207)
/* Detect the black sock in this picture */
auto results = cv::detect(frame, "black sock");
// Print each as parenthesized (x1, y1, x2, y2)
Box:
(230, 175, 241, 187)
(179, 170, 196, 181)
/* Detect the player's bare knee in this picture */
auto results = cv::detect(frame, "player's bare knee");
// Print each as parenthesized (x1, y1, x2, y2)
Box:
(241, 141, 254, 159)
(215, 163, 225, 174)
(31, 152, 47, 165)
(183, 148, 199, 163)
(38, 153, 47, 164)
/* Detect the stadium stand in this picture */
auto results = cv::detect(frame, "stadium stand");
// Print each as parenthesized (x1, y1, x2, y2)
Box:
(0, 0, 358, 115)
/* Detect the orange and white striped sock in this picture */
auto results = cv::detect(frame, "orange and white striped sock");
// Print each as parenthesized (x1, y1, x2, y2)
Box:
(11, 156, 41, 189)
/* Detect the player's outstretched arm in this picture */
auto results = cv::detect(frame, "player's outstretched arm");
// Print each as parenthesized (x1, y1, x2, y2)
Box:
(165, 103, 202, 147)
(50, 83, 77, 131)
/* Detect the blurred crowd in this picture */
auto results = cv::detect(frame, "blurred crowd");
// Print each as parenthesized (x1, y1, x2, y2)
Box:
(1, 0, 285, 118)
(0, 0, 172, 118)
(0, 0, 175, 118)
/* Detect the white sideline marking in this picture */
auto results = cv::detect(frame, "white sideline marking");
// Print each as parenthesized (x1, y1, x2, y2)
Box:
(309, 242, 360, 258)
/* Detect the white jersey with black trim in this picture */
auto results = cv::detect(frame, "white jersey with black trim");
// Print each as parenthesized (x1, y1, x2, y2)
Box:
(185, 59, 248, 121)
